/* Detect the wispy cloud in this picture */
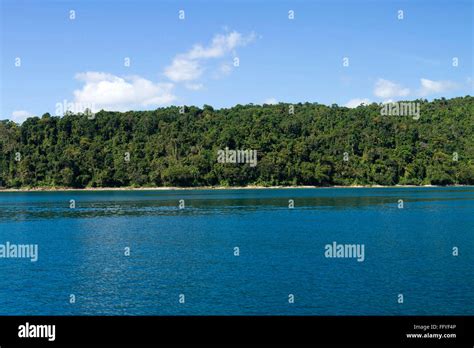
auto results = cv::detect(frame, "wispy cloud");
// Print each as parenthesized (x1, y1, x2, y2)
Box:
(345, 98, 371, 108)
(468, 77, 474, 92)
(418, 78, 458, 96)
(374, 79, 410, 99)
(262, 97, 278, 105)
(164, 30, 256, 86)
(68, 30, 255, 112)
(11, 110, 33, 123)
(164, 59, 203, 83)
(214, 63, 233, 79)
(408, 55, 441, 67)
(184, 83, 204, 91)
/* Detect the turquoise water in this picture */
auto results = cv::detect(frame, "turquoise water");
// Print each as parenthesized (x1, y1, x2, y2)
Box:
(0, 187, 472, 315)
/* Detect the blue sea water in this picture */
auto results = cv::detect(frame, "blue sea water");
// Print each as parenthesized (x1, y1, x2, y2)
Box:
(0, 187, 472, 315)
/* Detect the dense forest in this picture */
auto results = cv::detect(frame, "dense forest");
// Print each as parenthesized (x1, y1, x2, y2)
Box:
(0, 96, 473, 188)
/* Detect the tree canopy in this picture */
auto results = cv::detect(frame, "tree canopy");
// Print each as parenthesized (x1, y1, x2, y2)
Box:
(0, 96, 473, 188)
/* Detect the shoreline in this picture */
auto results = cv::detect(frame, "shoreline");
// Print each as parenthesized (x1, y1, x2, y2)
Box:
(0, 184, 470, 192)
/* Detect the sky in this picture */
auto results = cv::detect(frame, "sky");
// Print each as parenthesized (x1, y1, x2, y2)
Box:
(0, 0, 473, 123)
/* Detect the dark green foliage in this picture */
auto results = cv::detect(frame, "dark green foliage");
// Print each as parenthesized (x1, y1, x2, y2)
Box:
(0, 97, 472, 188)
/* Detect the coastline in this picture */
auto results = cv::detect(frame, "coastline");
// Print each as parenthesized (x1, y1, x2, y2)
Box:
(0, 184, 470, 192)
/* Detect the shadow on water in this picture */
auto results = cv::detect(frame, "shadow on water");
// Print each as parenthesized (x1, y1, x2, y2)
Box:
(0, 187, 473, 221)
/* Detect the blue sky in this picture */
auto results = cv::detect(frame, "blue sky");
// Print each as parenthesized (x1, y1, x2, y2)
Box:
(1, 0, 472, 122)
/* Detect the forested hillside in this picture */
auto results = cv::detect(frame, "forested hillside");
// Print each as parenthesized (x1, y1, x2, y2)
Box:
(0, 96, 473, 188)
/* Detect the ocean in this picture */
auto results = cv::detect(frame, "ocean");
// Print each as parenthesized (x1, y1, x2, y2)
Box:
(0, 187, 472, 315)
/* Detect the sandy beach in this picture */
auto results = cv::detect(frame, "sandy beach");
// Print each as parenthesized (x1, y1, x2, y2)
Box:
(0, 184, 462, 192)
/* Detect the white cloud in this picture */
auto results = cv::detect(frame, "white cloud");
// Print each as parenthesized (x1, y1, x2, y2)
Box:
(345, 98, 371, 108)
(411, 56, 440, 66)
(374, 79, 410, 99)
(164, 59, 203, 83)
(262, 97, 278, 105)
(64, 31, 255, 113)
(187, 31, 255, 60)
(164, 30, 256, 83)
(11, 110, 33, 123)
(215, 63, 233, 78)
(418, 78, 458, 96)
(73, 72, 176, 111)
(185, 83, 204, 91)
